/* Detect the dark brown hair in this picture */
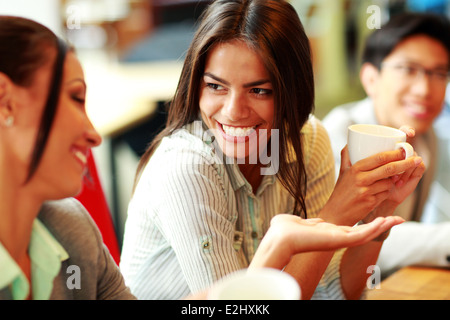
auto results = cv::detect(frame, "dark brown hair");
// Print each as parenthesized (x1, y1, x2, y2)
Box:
(135, 0, 314, 216)
(363, 12, 450, 70)
(0, 16, 68, 181)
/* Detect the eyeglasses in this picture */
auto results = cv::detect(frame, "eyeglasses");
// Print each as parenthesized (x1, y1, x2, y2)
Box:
(381, 63, 449, 85)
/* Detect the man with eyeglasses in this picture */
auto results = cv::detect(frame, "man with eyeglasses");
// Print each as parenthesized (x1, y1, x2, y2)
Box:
(323, 12, 450, 279)
(422, 90, 450, 224)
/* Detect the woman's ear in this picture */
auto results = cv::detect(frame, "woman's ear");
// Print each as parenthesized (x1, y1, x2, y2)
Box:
(0, 72, 14, 123)
(359, 62, 380, 98)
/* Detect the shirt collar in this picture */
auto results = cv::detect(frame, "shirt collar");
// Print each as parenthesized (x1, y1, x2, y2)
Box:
(186, 118, 277, 194)
(0, 218, 69, 300)
(225, 162, 249, 191)
(0, 243, 24, 299)
(224, 158, 276, 195)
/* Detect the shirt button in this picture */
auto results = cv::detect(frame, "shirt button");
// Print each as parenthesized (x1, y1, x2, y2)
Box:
(251, 231, 258, 239)
(203, 241, 210, 249)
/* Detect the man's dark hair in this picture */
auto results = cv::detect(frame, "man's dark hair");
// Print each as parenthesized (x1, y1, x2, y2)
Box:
(362, 12, 450, 69)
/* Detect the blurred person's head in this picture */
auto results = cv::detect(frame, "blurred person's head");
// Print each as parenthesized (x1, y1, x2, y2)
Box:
(0, 16, 101, 199)
(136, 0, 314, 216)
(360, 12, 450, 135)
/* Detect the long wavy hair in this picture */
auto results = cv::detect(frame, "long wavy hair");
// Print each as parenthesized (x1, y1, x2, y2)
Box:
(134, 0, 315, 217)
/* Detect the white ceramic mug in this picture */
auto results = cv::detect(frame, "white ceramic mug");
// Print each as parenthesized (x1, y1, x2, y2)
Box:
(207, 268, 301, 300)
(347, 124, 414, 165)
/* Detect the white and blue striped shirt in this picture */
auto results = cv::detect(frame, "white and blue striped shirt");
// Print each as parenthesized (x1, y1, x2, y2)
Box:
(120, 115, 345, 299)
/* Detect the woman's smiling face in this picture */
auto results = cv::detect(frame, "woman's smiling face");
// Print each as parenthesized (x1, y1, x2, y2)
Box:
(10, 51, 102, 199)
(199, 40, 275, 161)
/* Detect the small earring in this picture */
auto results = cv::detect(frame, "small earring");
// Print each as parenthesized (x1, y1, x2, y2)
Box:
(4, 115, 14, 127)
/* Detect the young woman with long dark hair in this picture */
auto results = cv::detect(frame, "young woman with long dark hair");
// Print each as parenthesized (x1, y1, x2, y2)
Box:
(120, 0, 424, 300)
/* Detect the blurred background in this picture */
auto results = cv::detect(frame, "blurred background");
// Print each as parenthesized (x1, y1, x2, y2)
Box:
(1, 0, 449, 251)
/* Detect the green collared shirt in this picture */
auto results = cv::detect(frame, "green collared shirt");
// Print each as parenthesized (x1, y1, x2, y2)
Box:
(0, 219, 69, 300)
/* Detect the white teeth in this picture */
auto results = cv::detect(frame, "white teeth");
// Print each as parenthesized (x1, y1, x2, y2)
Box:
(412, 105, 426, 113)
(222, 124, 256, 137)
(407, 103, 427, 114)
(74, 151, 87, 164)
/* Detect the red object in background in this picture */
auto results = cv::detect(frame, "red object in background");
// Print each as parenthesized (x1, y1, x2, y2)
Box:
(75, 150, 121, 265)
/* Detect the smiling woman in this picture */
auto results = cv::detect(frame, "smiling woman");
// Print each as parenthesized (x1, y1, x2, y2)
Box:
(120, 0, 424, 301)
(21, 53, 101, 198)
(0, 16, 135, 300)
(199, 40, 275, 182)
(0, 13, 403, 302)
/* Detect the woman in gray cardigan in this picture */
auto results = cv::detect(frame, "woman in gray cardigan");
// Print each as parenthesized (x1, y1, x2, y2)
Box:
(0, 16, 134, 300)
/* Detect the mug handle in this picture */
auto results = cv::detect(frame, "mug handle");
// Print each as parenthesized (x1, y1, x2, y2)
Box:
(395, 142, 413, 159)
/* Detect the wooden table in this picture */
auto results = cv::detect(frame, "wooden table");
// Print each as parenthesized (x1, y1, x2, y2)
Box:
(365, 266, 450, 300)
